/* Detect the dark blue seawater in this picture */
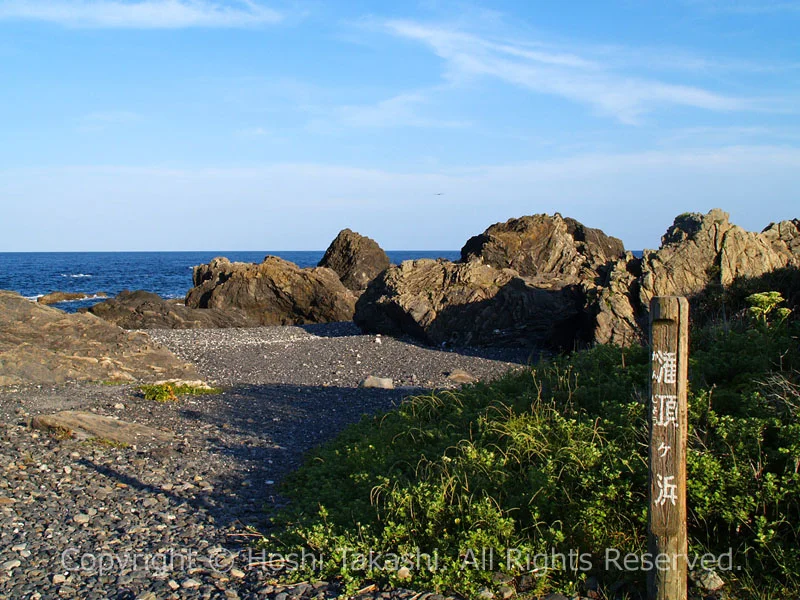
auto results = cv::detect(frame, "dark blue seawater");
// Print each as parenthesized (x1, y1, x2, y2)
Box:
(0, 251, 461, 313)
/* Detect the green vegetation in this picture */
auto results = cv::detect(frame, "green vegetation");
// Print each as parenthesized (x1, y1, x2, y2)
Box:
(139, 382, 222, 402)
(263, 292, 800, 599)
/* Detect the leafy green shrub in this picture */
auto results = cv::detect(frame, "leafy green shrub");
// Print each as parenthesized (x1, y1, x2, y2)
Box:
(139, 382, 222, 402)
(263, 303, 800, 599)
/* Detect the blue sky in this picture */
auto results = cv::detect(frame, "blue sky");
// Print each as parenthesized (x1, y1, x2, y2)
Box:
(1, 0, 799, 251)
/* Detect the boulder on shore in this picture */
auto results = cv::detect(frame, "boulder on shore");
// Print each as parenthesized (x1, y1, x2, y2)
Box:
(354, 259, 585, 348)
(38, 291, 107, 305)
(0, 290, 196, 386)
(185, 256, 357, 325)
(318, 228, 390, 292)
(461, 213, 625, 281)
(88, 290, 257, 329)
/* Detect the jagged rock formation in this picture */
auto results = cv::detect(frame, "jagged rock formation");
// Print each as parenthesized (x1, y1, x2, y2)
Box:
(461, 213, 624, 282)
(354, 259, 585, 348)
(356, 210, 800, 349)
(318, 229, 390, 292)
(87, 290, 257, 329)
(185, 256, 356, 325)
(589, 209, 800, 345)
(0, 291, 196, 386)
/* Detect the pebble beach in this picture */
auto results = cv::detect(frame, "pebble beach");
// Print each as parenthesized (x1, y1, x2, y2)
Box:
(0, 324, 528, 600)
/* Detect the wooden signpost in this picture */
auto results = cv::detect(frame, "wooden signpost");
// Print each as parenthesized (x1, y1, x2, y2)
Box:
(648, 296, 689, 600)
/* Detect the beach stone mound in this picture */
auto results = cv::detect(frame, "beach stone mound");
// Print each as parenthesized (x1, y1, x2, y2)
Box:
(354, 259, 585, 348)
(0, 290, 196, 386)
(318, 228, 390, 292)
(38, 291, 107, 305)
(31, 411, 173, 445)
(460, 213, 625, 281)
(87, 290, 257, 329)
(185, 256, 357, 325)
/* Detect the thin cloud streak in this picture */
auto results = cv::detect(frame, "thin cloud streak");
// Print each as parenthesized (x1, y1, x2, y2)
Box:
(0, 0, 282, 28)
(384, 20, 751, 124)
(333, 92, 470, 130)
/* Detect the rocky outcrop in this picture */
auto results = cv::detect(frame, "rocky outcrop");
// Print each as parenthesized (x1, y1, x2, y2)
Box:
(0, 290, 196, 386)
(87, 290, 257, 329)
(38, 291, 107, 305)
(356, 209, 799, 349)
(637, 209, 800, 310)
(185, 256, 356, 325)
(318, 229, 390, 292)
(588, 210, 800, 345)
(461, 213, 624, 281)
(354, 259, 585, 348)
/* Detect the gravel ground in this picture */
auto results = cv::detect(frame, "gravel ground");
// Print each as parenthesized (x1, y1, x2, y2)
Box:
(0, 324, 529, 600)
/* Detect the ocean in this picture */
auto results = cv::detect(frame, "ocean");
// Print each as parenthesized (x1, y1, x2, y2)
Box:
(0, 251, 461, 313)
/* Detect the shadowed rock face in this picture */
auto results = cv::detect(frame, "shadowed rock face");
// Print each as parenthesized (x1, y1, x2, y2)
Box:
(318, 229, 390, 292)
(354, 259, 585, 349)
(185, 256, 357, 325)
(460, 213, 625, 281)
(0, 290, 196, 386)
(88, 290, 257, 330)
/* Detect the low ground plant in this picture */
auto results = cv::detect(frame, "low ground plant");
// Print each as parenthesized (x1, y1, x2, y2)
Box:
(139, 382, 222, 402)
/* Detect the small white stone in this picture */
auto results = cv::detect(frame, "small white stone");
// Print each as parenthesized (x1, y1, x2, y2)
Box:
(73, 513, 91, 524)
(114, 403, 125, 410)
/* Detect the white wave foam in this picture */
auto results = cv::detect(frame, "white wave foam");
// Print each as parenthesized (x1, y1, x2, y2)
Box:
(60, 273, 92, 278)
(53, 294, 107, 304)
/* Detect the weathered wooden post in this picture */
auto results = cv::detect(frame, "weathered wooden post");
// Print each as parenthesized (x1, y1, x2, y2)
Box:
(648, 296, 689, 600)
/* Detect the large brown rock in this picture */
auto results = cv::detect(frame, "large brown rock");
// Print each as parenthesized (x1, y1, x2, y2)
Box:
(88, 290, 256, 329)
(185, 256, 356, 325)
(354, 259, 584, 348)
(461, 213, 625, 281)
(318, 229, 390, 292)
(0, 291, 196, 386)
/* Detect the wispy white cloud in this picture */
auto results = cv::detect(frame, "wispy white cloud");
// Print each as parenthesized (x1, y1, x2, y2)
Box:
(331, 91, 470, 130)
(0, 0, 282, 28)
(382, 20, 752, 124)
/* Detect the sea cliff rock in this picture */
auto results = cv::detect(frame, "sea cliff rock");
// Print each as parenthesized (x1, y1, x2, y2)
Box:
(354, 259, 584, 348)
(318, 229, 390, 292)
(185, 256, 356, 325)
(461, 213, 624, 281)
(88, 290, 257, 329)
(0, 290, 196, 386)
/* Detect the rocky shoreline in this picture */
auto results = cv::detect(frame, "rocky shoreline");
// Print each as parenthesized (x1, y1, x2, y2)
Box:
(0, 324, 526, 600)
